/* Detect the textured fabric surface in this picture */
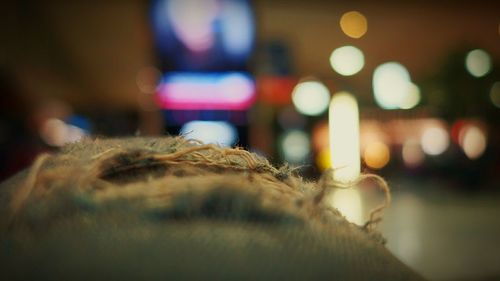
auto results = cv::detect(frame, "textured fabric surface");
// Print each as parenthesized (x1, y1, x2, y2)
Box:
(0, 137, 426, 281)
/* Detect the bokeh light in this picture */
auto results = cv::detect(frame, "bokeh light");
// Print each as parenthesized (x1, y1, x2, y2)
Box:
(40, 118, 68, 147)
(372, 62, 412, 109)
(280, 130, 311, 163)
(421, 126, 449, 156)
(329, 189, 364, 225)
(219, 0, 255, 57)
(257, 76, 297, 105)
(180, 120, 237, 147)
(316, 148, 332, 171)
(339, 11, 368, 39)
(490, 81, 500, 108)
(360, 120, 388, 151)
(465, 49, 492, 78)
(329, 46, 365, 76)
(312, 121, 329, 151)
(459, 125, 487, 160)
(167, 0, 218, 52)
(399, 83, 421, 109)
(157, 72, 255, 110)
(329, 92, 360, 183)
(40, 118, 86, 147)
(363, 141, 390, 169)
(152, 0, 254, 68)
(402, 138, 425, 168)
(292, 80, 330, 116)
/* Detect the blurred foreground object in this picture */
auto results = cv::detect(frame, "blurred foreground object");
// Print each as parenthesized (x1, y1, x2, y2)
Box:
(0, 137, 425, 281)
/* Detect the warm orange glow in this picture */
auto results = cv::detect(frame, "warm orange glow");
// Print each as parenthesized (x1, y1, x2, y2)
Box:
(340, 11, 368, 39)
(363, 141, 390, 169)
(360, 120, 387, 151)
(312, 122, 329, 151)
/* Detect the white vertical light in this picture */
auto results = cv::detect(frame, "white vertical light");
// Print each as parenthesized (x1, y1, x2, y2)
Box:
(330, 188, 364, 225)
(329, 92, 360, 183)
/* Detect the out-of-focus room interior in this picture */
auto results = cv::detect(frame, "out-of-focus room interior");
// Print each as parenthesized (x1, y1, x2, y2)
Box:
(0, 0, 499, 280)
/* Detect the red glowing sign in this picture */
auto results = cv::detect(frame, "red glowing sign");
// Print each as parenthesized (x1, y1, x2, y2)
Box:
(257, 76, 297, 105)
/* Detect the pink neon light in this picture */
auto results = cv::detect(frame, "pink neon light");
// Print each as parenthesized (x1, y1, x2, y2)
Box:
(156, 73, 256, 110)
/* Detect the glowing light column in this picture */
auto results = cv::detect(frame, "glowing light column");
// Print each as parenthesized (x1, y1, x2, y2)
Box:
(329, 92, 360, 183)
(329, 92, 363, 225)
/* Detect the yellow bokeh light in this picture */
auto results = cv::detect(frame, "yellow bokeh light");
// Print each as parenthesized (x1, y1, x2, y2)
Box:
(363, 141, 390, 169)
(340, 11, 368, 39)
(316, 148, 332, 171)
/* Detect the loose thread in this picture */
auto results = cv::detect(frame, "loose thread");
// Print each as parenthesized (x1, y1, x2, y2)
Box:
(9, 153, 51, 218)
(318, 169, 391, 231)
(92, 143, 279, 181)
(91, 147, 121, 160)
(359, 174, 391, 231)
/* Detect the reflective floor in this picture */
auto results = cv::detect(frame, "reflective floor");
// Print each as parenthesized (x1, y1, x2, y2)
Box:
(377, 179, 500, 281)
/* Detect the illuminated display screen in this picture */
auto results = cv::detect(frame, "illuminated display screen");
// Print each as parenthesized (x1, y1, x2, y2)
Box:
(151, 0, 256, 143)
(156, 72, 255, 110)
(151, 0, 255, 71)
